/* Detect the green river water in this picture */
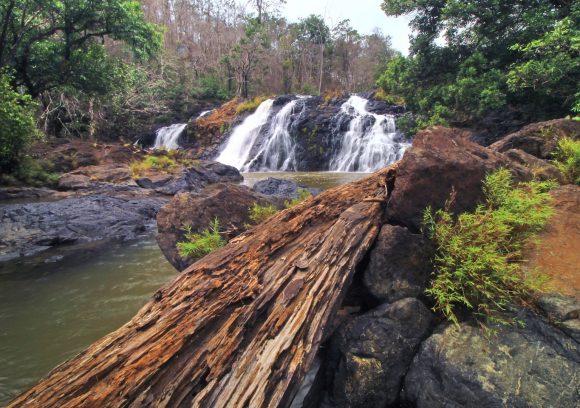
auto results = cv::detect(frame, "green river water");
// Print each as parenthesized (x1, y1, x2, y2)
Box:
(0, 172, 368, 404)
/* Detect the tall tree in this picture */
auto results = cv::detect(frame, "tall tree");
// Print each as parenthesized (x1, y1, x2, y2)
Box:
(0, 0, 161, 96)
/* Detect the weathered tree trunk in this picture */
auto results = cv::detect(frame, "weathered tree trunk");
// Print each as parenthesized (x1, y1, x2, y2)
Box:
(9, 168, 394, 408)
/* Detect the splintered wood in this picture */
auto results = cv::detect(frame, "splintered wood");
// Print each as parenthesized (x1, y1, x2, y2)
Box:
(9, 167, 393, 408)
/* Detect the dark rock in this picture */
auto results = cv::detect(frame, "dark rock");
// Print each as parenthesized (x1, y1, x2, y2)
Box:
(388, 127, 532, 231)
(503, 149, 566, 183)
(156, 183, 282, 271)
(489, 118, 580, 159)
(0, 195, 166, 262)
(470, 108, 533, 146)
(537, 294, 580, 342)
(363, 225, 434, 303)
(403, 311, 580, 408)
(252, 177, 320, 200)
(137, 161, 242, 195)
(324, 298, 433, 408)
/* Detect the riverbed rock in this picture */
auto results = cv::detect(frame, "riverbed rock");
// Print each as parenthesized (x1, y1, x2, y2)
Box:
(363, 225, 434, 303)
(489, 118, 580, 159)
(388, 126, 532, 231)
(252, 177, 321, 200)
(136, 161, 242, 195)
(156, 183, 282, 270)
(0, 195, 166, 262)
(324, 298, 433, 407)
(502, 149, 566, 183)
(403, 310, 580, 408)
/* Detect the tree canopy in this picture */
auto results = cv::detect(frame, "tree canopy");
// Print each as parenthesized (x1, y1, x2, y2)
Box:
(378, 0, 579, 130)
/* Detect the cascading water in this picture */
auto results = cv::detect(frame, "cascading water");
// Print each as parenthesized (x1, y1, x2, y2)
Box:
(244, 98, 305, 171)
(197, 110, 213, 119)
(329, 95, 409, 172)
(215, 99, 274, 169)
(153, 123, 187, 150)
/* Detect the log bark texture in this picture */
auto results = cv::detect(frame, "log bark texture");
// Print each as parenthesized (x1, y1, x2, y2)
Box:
(9, 168, 393, 408)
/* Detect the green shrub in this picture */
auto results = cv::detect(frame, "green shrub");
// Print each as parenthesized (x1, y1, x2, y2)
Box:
(284, 188, 312, 208)
(423, 169, 556, 326)
(177, 218, 226, 258)
(552, 137, 580, 185)
(130, 154, 178, 178)
(236, 96, 268, 114)
(248, 202, 279, 224)
(0, 72, 38, 172)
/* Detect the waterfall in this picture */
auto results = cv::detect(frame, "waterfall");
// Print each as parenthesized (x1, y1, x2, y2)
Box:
(244, 98, 305, 171)
(197, 110, 213, 119)
(216, 99, 274, 169)
(329, 95, 409, 172)
(153, 123, 187, 150)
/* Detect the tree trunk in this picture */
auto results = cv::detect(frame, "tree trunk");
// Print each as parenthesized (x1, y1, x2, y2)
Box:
(8, 168, 394, 408)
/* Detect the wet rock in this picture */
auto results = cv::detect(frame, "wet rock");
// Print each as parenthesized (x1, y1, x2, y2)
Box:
(403, 311, 580, 408)
(489, 118, 580, 159)
(324, 298, 433, 408)
(503, 149, 566, 183)
(156, 183, 282, 270)
(136, 161, 242, 195)
(0, 195, 166, 263)
(252, 177, 321, 200)
(388, 127, 532, 231)
(0, 187, 57, 201)
(363, 225, 434, 303)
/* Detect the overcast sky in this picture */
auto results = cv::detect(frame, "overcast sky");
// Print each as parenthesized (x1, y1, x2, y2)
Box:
(281, 0, 413, 54)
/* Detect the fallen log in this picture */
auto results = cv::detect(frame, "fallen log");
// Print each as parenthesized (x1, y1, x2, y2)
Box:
(9, 167, 394, 408)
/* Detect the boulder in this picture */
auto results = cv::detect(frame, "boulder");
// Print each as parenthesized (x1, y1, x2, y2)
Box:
(502, 149, 566, 183)
(136, 161, 242, 195)
(252, 177, 321, 200)
(523, 185, 580, 299)
(57, 173, 92, 190)
(324, 298, 433, 407)
(363, 225, 434, 303)
(404, 311, 580, 408)
(489, 118, 580, 159)
(156, 183, 282, 270)
(0, 195, 166, 262)
(387, 126, 532, 231)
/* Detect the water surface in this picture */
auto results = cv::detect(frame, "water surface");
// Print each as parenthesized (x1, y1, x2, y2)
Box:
(242, 171, 371, 190)
(0, 238, 178, 404)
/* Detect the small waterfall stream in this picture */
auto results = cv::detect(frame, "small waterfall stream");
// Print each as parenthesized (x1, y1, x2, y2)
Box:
(153, 123, 187, 150)
(329, 95, 409, 172)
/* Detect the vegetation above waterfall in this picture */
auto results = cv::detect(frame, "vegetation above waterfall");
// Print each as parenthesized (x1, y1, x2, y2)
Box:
(377, 0, 579, 131)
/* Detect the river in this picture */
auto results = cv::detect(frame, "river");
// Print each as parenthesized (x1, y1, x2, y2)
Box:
(0, 172, 369, 405)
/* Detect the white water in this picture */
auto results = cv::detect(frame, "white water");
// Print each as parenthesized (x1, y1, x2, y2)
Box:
(216, 99, 274, 169)
(245, 98, 304, 171)
(197, 110, 213, 119)
(329, 95, 409, 172)
(153, 123, 187, 150)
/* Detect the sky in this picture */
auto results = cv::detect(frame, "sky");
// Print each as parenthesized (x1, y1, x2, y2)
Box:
(281, 0, 413, 55)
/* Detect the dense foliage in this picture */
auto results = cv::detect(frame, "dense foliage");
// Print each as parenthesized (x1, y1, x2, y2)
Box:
(379, 0, 579, 133)
(423, 169, 555, 326)
(0, 72, 37, 172)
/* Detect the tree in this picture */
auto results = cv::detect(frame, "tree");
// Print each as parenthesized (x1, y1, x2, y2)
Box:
(229, 18, 268, 98)
(0, 0, 162, 97)
(0, 71, 37, 172)
(378, 0, 577, 128)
